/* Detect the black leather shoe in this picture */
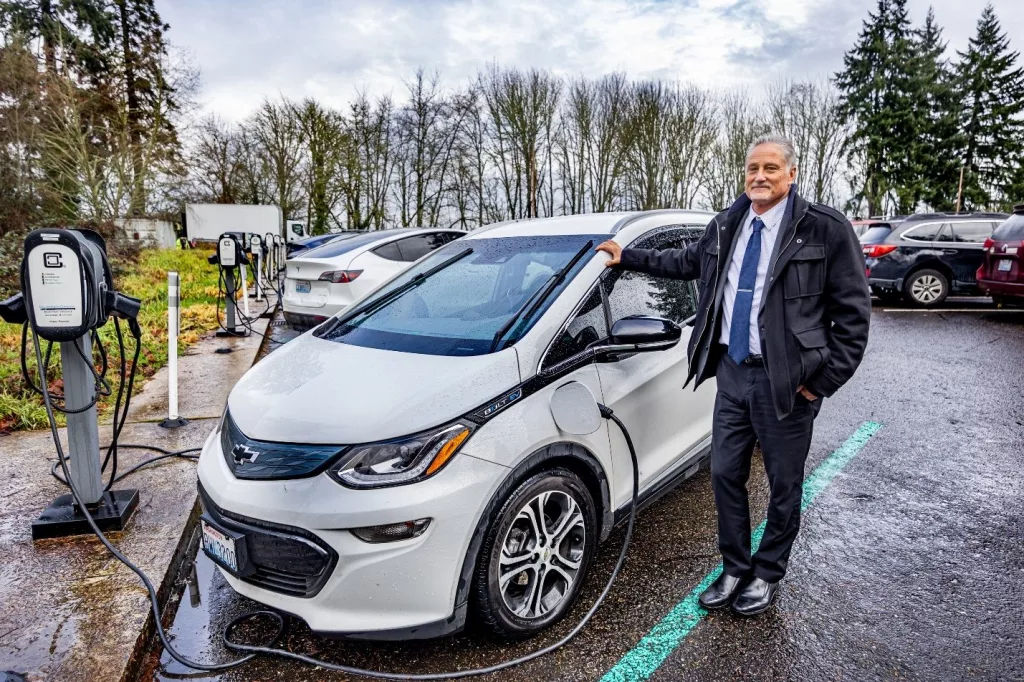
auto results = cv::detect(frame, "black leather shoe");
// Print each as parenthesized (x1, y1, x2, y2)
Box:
(698, 573, 746, 610)
(731, 577, 779, 616)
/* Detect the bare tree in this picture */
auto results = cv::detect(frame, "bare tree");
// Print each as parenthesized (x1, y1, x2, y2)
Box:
(295, 99, 347, 234)
(244, 97, 305, 219)
(703, 90, 767, 210)
(189, 115, 242, 203)
(346, 91, 395, 229)
(665, 85, 718, 209)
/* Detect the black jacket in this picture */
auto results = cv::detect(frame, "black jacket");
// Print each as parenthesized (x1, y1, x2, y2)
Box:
(619, 189, 871, 419)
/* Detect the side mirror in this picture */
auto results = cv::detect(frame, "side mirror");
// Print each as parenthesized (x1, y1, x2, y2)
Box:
(604, 315, 681, 354)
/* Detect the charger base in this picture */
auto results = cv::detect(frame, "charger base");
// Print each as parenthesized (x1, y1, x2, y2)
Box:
(32, 489, 140, 540)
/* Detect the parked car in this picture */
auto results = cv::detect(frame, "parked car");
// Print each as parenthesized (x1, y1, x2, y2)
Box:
(197, 210, 717, 640)
(977, 205, 1024, 306)
(282, 228, 465, 329)
(286, 232, 354, 259)
(863, 211, 1007, 306)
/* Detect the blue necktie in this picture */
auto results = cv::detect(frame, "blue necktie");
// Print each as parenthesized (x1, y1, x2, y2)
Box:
(728, 217, 764, 364)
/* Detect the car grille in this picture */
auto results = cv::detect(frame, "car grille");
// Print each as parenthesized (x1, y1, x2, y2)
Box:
(220, 411, 347, 480)
(199, 482, 338, 598)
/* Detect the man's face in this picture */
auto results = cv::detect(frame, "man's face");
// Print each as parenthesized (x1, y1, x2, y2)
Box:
(745, 144, 797, 206)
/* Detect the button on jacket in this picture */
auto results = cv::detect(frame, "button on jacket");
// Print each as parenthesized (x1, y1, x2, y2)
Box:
(617, 189, 871, 419)
(719, 199, 787, 352)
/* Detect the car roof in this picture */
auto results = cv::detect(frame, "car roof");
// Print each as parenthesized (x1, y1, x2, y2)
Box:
(901, 212, 1007, 224)
(465, 210, 717, 240)
(292, 227, 463, 262)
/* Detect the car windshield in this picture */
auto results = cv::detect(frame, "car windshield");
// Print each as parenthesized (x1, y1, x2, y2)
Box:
(302, 231, 401, 259)
(859, 226, 892, 244)
(315, 234, 603, 356)
(992, 214, 1024, 241)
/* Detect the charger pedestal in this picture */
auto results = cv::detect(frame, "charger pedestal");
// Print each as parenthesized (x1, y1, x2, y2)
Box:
(215, 268, 247, 338)
(33, 333, 139, 540)
(32, 490, 139, 540)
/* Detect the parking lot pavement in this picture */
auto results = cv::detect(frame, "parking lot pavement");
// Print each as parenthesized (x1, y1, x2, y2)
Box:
(148, 305, 1024, 682)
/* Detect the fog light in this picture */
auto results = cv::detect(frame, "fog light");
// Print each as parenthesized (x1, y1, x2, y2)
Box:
(350, 518, 431, 543)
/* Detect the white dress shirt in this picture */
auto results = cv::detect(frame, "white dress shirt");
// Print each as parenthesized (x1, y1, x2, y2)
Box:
(719, 197, 788, 353)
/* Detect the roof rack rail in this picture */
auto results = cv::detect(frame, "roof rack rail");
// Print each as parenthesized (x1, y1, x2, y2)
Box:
(610, 208, 714, 234)
(906, 211, 1007, 221)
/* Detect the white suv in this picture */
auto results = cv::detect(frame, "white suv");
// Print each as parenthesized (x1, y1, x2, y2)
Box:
(197, 210, 717, 640)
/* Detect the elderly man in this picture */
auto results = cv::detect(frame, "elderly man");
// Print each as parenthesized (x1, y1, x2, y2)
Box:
(596, 135, 870, 615)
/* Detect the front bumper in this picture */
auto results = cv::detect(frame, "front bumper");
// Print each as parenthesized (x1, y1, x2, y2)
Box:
(196, 428, 508, 637)
(867, 277, 902, 294)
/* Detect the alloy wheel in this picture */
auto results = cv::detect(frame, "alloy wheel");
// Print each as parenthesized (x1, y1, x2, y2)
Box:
(910, 274, 943, 304)
(496, 490, 586, 620)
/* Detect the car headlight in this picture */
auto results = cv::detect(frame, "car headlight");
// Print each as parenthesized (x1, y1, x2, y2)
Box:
(327, 422, 475, 489)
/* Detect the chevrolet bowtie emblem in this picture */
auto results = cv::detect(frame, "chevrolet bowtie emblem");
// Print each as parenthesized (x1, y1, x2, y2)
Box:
(232, 444, 261, 464)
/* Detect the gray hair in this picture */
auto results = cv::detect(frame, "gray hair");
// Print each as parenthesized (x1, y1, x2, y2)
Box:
(746, 134, 798, 169)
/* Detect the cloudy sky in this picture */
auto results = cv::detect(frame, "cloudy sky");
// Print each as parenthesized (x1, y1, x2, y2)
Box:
(160, 0, 1024, 122)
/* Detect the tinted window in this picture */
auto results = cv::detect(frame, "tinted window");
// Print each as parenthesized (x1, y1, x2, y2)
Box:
(373, 241, 403, 261)
(902, 222, 944, 242)
(604, 235, 697, 325)
(303, 231, 402, 258)
(397, 233, 454, 262)
(860, 226, 892, 244)
(317, 234, 602, 356)
(543, 288, 608, 370)
(992, 214, 1024, 241)
(951, 222, 994, 244)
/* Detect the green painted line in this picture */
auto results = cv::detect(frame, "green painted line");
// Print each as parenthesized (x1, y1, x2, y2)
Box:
(600, 420, 883, 682)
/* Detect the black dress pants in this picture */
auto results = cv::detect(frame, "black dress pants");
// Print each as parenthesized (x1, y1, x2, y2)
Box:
(711, 351, 819, 583)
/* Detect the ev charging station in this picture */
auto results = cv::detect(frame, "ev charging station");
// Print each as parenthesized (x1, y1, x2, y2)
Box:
(0, 228, 143, 539)
(209, 233, 249, 337)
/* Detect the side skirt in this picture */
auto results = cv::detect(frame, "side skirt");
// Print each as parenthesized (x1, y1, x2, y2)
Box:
(610, 435, 712, 529)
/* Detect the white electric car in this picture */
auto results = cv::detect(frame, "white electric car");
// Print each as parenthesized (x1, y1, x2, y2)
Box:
(282, 228, 464, 329)
(198, 210, 718, 640)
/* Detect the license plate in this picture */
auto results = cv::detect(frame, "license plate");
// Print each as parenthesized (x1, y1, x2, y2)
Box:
(998, 259, 1013, 272)
(201, 518, 239, 573)
(295, 280, 311, 293)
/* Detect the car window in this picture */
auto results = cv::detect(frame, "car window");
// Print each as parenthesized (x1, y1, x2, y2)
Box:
(303, 231, 398, 258)
(317, 234, 602, 356)
(372, 240, 403, 261)
(951, 222, 993, 244)
(396, 233, 452, 262)
(993, 214, 1024, 241)
(902, 222, 944, 242)
(542, 288, 608, 370)
(860, 226, 892, 244)
(603, 234, 697, 326)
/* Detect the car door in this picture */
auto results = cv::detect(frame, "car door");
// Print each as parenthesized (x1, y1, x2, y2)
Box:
(348, 239, 409, 301)
(593, 229, 715, 492)
(945, 221, 994, 290)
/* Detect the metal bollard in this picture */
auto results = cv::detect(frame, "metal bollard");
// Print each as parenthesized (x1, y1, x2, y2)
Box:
(160, 272, 187, 428)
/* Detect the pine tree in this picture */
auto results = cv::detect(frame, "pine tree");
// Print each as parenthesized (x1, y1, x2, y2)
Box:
(954, 4, 1024, 211)
(0, 0, 113, 77)
(834, 0, 920, 215)
(110, 0, 178, 215)
(913, 7, 961, 211)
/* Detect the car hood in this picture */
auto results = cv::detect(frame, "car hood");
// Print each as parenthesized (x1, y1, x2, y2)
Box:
(227, 334, 522, 444)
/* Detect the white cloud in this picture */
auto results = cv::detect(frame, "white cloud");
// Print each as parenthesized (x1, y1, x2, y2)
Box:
(159, 0, 1024, 121)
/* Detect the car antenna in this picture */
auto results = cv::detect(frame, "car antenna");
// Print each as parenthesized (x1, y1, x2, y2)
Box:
(490, 240, 594, 353)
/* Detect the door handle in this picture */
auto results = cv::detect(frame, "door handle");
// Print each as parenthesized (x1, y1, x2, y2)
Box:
(942, 249, 958, 255)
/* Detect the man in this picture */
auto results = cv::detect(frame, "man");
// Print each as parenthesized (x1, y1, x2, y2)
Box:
(596, 135, 870, 615)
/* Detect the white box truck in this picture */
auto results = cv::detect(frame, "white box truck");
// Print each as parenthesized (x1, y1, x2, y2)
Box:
(184, 204, 308, 244)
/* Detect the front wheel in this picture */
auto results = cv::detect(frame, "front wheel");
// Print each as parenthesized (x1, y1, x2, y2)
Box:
(472, 468, 597, 640)
(904, 269, 949, 307)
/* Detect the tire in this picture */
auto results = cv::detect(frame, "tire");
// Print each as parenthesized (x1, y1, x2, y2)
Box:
(904, 269, 949, 307)
(472, 468, 598, 640)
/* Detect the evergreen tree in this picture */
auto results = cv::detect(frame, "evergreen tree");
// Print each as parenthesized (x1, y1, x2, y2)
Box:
(954, 4, 1024, 211)
(110, 0, 177, 215)
(834, 0, 920, 215)
(913, 7, 960, 211)
(0, 0, 113, 77)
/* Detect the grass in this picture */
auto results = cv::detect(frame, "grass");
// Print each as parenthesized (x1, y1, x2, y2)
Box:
(0, 247, 224, 433)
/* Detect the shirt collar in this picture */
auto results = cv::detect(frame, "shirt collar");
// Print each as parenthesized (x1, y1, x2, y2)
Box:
(747, 194, 788, 234)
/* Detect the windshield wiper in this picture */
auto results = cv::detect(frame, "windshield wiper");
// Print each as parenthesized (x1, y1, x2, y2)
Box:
(317, 247, 473, 337)
(489, 240, 594, 353)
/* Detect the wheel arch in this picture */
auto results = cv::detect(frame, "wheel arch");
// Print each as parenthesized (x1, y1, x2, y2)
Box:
(452, 441, 612, 628)
(903, 259, 954, 290)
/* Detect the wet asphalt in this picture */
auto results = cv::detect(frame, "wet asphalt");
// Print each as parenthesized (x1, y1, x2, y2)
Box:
(146, 297, 1024, 682)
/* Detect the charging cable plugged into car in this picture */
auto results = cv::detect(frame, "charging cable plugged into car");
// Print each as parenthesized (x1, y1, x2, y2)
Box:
(2, 226, 664, 679)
